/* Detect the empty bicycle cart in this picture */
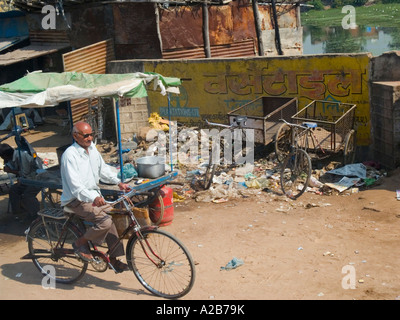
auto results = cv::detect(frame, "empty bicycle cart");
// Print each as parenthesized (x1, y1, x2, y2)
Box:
(276, 100, 357, 165)
(202, 96, 298, 189)
(227, 96, 298, 145)
(275, 100, 357, 199)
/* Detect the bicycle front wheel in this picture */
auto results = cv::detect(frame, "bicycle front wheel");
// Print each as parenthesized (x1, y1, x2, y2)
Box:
(126, 229, 196, 299)
(27, 219, 88, 284)
(275, 122, 292, 163)
(280, 148, 312, 199)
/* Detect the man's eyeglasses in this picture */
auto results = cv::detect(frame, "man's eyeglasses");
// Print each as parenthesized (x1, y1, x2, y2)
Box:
(76, 132, 94, 139)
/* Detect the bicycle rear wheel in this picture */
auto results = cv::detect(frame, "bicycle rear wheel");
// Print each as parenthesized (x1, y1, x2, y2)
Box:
(27, 219, 88, 284)
(280, 148, 312, 199)
(202, 145, 218, 190)
(203, 162, 217, 190)
(126, 228, 196, 299)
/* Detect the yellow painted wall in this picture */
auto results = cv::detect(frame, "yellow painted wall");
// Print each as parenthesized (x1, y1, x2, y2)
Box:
(144, 53, 371, 145)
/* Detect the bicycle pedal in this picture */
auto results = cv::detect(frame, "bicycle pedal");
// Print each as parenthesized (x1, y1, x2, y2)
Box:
(108, 263, 119, 274)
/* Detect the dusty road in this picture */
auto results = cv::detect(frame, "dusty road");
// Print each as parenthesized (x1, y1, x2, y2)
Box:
(1, 178, 400, 300)
(0, 124, 400, 300)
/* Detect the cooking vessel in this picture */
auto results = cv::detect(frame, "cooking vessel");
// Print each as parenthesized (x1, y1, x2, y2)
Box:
(136, 156, 165, 179)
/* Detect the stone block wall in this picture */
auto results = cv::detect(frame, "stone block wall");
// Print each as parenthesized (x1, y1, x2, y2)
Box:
(118, 97, 149, 141)
(370, 51, 400, 168)
(370, 81, 400, 169)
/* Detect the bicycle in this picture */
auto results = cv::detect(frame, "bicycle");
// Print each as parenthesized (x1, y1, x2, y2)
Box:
(24, 184, 196, 299)
(202, 116, 252, 189)
(276, 100, 357, 166)
(277, 119, 313, 199)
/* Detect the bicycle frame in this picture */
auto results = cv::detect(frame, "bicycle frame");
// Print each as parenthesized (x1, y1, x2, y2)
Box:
(27, 183, 159, 255)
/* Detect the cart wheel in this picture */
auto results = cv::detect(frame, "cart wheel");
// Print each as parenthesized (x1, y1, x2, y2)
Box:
(275, 123, 292, 163)
(343, 129, 356, 165)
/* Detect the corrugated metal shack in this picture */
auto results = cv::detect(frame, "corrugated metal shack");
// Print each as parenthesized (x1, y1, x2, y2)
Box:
(0, 0, 302, 139)
(8, 0, 302, 60)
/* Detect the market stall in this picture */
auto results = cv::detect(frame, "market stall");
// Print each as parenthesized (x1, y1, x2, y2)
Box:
(0, 70, 181, 183)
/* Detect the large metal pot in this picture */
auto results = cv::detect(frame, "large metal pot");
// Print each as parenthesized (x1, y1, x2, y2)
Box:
(136, 156, 165, 179)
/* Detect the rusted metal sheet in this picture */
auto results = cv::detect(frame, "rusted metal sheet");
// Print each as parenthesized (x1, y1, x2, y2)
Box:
(113, 2, 162, 59)
(159, 0, 257, 59)
(210, 39, 256, 57)
(159, 1, 256, 49)
(159, 5, 203, 50)
(29, 30, 69, 44)
(163, 46, 205, 60)
(0, 43, 69, 66)
(162, 38, 255, 59)
(62, 39, 115, 124)
(258, 4, 300, 30)
(208, 1, 256, 45)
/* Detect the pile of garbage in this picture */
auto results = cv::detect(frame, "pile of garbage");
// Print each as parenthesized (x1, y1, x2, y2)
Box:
(97, 113, 388, 203)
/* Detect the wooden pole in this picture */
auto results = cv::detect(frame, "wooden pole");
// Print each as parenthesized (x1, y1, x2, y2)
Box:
(271, 0, 283, 55)
(252, 0, 265, 56)
(155, 3, 163, 56)
(203, 1, 211, 58)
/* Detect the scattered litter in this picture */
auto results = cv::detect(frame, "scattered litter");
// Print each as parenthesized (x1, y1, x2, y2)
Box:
(327, 163, 367, 180)
(362, 206, 381, 212)
(309, 176, 324, 188)
(173, 192, 185, 202)
(305, 203, 319, 209)
(220, 257, 244, 271)
(117, 163, 138, 180)
(212, 198, 228, 204)
(324, 177, 361, 193)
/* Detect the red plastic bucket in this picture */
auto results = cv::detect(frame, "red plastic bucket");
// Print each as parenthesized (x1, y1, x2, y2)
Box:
(149, 187, 174, 226)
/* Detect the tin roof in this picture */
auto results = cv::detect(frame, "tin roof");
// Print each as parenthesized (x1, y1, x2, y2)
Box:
(0, 42, 70, 66)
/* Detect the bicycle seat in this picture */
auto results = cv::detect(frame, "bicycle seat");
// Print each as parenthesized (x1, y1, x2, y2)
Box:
(233, 116, 247, 127)
(303, 122, 318, 129)
(63, 206, 75, 214)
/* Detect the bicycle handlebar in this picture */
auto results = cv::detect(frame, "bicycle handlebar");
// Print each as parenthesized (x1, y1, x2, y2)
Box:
(205, 119, 233, 129)
(280, 119, 309, 130)
(104, 186, 153, 206)
(205, 117, 247, 129)
(0, 125, 35, 143)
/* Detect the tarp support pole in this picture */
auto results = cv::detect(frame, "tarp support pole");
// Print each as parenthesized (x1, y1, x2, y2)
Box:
(115, 98, 124, 182)
(67, 101, 74, 143)
(67, 101, 73, 132)
(12, 107, 23, 172)
(167, 93, 173, 171)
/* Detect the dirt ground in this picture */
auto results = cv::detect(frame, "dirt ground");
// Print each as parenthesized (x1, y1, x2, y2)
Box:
(0, 124, 400, 300)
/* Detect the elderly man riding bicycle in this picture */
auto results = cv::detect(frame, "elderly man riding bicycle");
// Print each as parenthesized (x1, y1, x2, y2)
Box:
(60, 121, 131, 273)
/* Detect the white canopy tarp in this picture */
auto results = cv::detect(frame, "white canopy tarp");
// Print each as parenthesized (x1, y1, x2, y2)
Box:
(0, 71, 180, 109)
